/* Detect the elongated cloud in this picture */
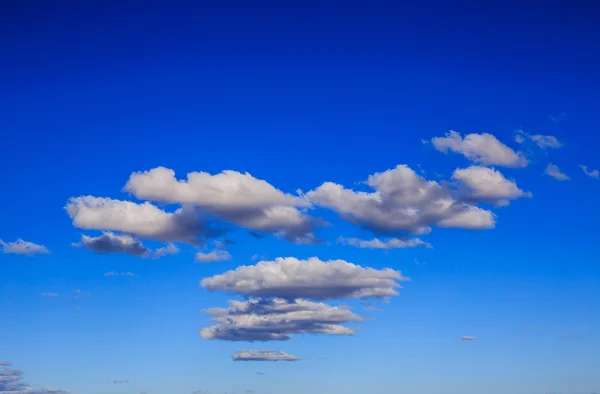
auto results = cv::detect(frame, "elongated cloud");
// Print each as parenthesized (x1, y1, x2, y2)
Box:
(201, 257, 407, 300)
(104, 271, 138, 277)
(337, 236, 431, 249)
(195, 249, 232, 263)
(0, 239, 49, 256)
(123, 167, 321, 244)
(461, 336, 478, 341)
(545, 164, 570, 181)
(515, 130, 562, 149)
(0, 365, 70, 393)
(580, 165, 599, 179)
(200, 298, 361, 341)
(307, 164, 495, 235)
(452, 166, 531, 206)
(431, 131, 528, 167)
(74, 232, 180, 259)
(232, 350, 299, 361)
(66, 196, 204, 244)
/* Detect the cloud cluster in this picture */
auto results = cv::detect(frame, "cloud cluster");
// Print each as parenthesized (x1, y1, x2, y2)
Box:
(545, 164, 570, 181)
(307, 164, 496, 235)
(123, 167, 322, 244)
(201, 257, 407, 300)
(0, 239, 49, 256)
(232, 350, 299, 362)
(337, 236, 431, 249)
(200, 298, 361, 341)
(0, 365, 70, 393)
(431, 131, 528, 167)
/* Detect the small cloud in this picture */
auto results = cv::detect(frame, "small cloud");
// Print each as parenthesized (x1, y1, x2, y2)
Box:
(580, 165, 599, 179)
(41, 292, 60, 297)
(153, 243, 179, 258)
(0, 239, 50, 256)
(73, 289, 91, 299)
(195, 249, 232, 263)
(256, 372, 266, 375)
(232, 350, 299, 362)
(104, 271, 138, 277)
(548, 112, 567, 123)
(545, 163, 570, 181)
(108, 380, 129, 384)
(461, 336, 478, 341)
(515, 129, 562, 149)
(337, 236, 431, 249)
(0, 361, 11, 366)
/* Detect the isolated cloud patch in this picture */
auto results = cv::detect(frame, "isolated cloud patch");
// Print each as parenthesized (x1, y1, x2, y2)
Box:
(307, 164, 495, 235)
(545, 164, 570, 181)
(232, 350, 299, 362)
(123, 167, 322, 244)
(431, 131, 528, 167)
(461, 336, 478, 341)
(452, 166, 531, 206)
(0, 239, 49, 256)
(0, 364, 70, 393)
(200, 298, 361, 341)
(104, 271, 138, 277)
(195, 249, 232, 263)
(515, 130, 562, 149)
(337, 236, 431, 249)
(65, 196, 204, 244)
(201, 257, 407, 300)
(580, 165, 599, 179)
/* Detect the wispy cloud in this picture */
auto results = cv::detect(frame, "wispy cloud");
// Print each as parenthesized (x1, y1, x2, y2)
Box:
(104, 271, 138, 277)
(232, 350, 299, 362)
(461, 336, 478, 341)
(580, 165, 599, 179)
(545, 164, 570, 181)
(41, 292, 60, 297)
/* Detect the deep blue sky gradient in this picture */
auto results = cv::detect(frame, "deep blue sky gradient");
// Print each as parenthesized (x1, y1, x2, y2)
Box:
(1, 2, 600, 394)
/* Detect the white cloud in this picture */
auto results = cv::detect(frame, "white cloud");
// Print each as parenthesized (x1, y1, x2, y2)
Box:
(201, 256, 407, 300)
(123, 167, 321, 244)
(580, 165, 599, 179)
(452, 166, 532, 206)
(461, 336, 478, 341)
(104, 271, 138, 277)
(337, 236, 431, 249)
(195, 249, 232, 263)
(232, 350, 299, 362)
(65, 196, 204, 244)
(200, 298, 361, 341)
(153, 243, 179, 258)
(0, 239, 49, 256)
(0, 364, 70, 393)
(515, 130, 562, 149)
(307, 164, 495, 235)
(431, 131, 528, 167)
(545, 164, 570, 181)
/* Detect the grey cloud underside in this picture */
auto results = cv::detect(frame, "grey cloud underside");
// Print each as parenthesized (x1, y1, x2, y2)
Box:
(200, 298, 361, 341)
(0, 366, 69, 394)
(201, 257, 407, 300)
(307, 164, 496, 236)
(75, 232, 179, 259)
(232, 350, 299, 361)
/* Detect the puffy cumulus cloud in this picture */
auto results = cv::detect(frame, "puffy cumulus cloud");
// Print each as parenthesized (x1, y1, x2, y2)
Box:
(307, 164, 495, 235)
(123, 167, 322, 244)
(461, 336, 478, 341)
(452, 166, 532, 206)
(0, 365, 70, 393)
(515, 130, 562, 149)
(200, 298, 361, 341)
(65, 196, 205, 244)
(337, 236, 431, 249)
(431, 131, 528, 167)
(201, 257, 407, 300)
(0, 239, 49, 256)
(195, 249, 232, 263)
(580, 165, 599, 179)
(232, 350, 299, 362)
(74, 232, 180, 259)
(545, 164, 570, 181)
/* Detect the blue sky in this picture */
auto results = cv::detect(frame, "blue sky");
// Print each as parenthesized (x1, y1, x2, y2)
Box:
(1, 2, 600, 394)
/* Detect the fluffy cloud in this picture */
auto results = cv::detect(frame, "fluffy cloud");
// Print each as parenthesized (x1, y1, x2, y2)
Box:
(123, 167, 321, 244)
(337, 236, 431, 249)
(307, 164, 495, 235)
(201, 257, 407, 300)
(232, 350, 299, 362)
(0, 239, 49, 256)
(545, 164, 570, 181)
(200, 298, 361, 341)
(195, 249, 232, 263)
(515, 130, 562, 149)
(461, 336, 478, 341)
(580, 165, 599, 179)
(153, 243, 179, 258)
(66, 196, 205, 244)
(452, 166, 532, 206)
(431, 131, 528, 167)
(0, 365, 70, 393)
